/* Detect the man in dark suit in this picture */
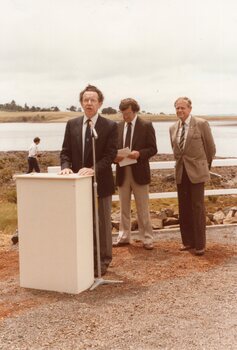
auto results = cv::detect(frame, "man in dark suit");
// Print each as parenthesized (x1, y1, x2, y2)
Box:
(60, 85, 118, 275)
(169, 97, 216, 255)
(113, 98, 157, 250)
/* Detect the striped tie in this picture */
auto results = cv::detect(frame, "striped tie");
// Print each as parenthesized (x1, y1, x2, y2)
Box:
(179, 122, 185, 150)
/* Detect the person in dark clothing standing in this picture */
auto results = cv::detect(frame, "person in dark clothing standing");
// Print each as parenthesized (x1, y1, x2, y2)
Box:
(60, 85, 118, 276)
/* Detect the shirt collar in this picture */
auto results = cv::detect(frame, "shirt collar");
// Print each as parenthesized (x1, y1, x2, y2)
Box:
(125, 115, 137, 127)
(83, 114, 99, 125)
(180, 114, 192, 126)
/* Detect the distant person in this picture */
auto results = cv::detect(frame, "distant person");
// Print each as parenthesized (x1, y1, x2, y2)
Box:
(169, 97, 216, 255)
(27, 137, 41, 173)
(60, 85, 118, 276)
(113, 98, 157, 250)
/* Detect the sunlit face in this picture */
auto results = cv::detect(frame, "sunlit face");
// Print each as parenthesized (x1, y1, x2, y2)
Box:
(175, 99, 192, 122)
(121, 106, 136, 123)
(81, 91, 102, 118)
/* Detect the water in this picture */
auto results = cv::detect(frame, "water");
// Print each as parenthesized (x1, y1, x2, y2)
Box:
(0, 120, 237, 157)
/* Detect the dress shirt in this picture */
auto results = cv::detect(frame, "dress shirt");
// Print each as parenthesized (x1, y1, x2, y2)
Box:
(123, 115, 137, 149)
(82, 114, 98, 157)
(177, 114, 192, 148)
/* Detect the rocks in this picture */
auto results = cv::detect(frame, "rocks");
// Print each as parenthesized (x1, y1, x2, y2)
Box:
(112, 206, 237, 233)
(223, 207, 237, 224)
(213, 209, 226, 224)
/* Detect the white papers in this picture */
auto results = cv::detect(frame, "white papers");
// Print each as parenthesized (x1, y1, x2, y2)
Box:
(117, 147, 137, 167)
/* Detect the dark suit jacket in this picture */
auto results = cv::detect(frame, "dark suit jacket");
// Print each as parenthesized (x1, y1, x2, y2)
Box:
(169, 116, 216, 184)
(60, 115, 118, 197)
(116, 117, 157, 186)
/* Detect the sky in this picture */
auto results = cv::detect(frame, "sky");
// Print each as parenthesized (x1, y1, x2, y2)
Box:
(0, 0, 237, 115)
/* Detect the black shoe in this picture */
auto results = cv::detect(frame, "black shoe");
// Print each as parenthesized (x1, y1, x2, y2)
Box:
(195, 249, 205, 256)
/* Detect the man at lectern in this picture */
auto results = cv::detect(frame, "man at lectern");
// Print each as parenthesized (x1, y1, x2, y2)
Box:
(60, 85, 118, 276)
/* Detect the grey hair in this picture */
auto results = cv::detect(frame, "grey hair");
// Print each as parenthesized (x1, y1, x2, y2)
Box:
(174, 97, 192, 108)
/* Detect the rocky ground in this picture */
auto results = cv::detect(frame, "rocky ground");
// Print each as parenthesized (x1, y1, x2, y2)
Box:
(0, 229, 236, 349)
(0, 151, 237, 349)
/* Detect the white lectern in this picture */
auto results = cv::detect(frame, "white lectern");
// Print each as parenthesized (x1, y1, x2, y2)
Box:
(16, 173, 94, 294)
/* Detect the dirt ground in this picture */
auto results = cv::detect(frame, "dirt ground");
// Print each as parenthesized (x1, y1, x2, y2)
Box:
(0, 231, 236, 321)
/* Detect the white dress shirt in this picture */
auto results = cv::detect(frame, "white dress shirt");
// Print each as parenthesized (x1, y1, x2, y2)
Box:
(123, 115, 137, 149)
(177, 114, 192, 148)
(82, 114, 98, 161)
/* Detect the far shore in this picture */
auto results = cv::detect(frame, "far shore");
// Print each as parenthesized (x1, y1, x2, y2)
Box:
(1, 111, 237, 123)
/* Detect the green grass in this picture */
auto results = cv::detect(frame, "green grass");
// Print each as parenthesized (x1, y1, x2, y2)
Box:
(0, 202, 17, 235)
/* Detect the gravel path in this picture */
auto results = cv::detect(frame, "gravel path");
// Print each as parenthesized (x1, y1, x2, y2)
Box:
(0, 230, 236, 350)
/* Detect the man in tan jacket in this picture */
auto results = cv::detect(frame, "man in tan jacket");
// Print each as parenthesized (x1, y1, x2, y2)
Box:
(169, 97, 216, 255)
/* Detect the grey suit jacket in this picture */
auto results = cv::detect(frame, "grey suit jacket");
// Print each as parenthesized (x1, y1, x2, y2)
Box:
(169, 116, 216, 184)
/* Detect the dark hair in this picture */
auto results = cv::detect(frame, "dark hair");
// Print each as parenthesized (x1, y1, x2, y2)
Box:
(119, 98, 140, 112)
(79, 84, 104, 103)
(34, 137, 40, 143)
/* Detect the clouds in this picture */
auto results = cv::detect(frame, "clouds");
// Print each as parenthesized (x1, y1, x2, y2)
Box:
(0, 0, 237, 114)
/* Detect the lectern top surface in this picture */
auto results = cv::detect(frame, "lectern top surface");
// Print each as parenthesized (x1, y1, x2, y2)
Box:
(15, 173, 92, 180)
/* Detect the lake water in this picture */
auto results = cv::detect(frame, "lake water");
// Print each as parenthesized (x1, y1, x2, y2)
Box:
(0, 120, 237, 157)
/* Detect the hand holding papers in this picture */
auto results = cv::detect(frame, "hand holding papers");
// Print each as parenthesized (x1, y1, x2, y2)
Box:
(117, 147, 137, 167)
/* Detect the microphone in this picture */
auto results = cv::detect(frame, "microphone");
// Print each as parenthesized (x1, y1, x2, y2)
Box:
(89, 120, 98, 139)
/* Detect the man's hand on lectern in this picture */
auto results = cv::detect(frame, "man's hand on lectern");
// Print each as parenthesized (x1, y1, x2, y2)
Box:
(60, 168, 74, 175)
(78, 167, 94, 176)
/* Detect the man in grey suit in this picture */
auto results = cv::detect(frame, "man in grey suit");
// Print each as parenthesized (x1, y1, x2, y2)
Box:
(169, 97, 216, 255)
(60, 85, 118, 275)
(113, 98, 157, 250)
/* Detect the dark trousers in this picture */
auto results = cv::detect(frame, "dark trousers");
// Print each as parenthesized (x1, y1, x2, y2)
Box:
(27, 157, 40, 173)
(177, 166, 206, 250)
(93, 196, 112, 271)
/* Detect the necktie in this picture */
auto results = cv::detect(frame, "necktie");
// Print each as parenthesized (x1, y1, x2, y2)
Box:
(83, 119, 92, 166)
(124, 122, 132, 148)
(179, 122, 185, 150)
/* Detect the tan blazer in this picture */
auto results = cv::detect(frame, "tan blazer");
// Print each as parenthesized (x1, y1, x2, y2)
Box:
(169, 116, 216, 184)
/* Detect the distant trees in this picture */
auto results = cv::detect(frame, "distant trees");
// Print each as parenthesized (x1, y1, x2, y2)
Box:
(101, 107, 117, 114)
(0, 100, 60, 112)
(66, 105, 77, 112)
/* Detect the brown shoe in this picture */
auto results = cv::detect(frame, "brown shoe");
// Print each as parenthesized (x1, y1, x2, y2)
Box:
(179, 245, 192, 251)
(195, 249, 205, 256)
(143, 242, 154, 250)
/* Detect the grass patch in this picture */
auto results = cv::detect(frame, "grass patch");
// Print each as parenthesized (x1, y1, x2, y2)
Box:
(0, 202, 17, 235)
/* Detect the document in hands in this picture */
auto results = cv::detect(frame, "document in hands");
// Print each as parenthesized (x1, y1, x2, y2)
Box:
(117, 147, 137, 167)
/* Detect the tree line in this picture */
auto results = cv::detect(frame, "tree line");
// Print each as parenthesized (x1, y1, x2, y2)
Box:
(0, 100, 60, 112)
(0, 100, 118, 114)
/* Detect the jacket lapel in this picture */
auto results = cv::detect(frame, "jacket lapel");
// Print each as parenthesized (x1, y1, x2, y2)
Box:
(172, 121, 180, 150)
(118, 121, 125, 148)
(184, 117, 196, 150)
(132, 117, 141, 148)
(75, 117, 83, 156)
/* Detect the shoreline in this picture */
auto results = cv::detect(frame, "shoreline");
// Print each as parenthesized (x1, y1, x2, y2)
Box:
(1, 111, 237, 123)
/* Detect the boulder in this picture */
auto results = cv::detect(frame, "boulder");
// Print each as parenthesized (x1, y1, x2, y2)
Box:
(213, 209, 225, 224)
(164, 208, 174, 217)
(164, 217, 179, 226)
(223, 208, 237, 224)
(151, 218, 163, 229)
